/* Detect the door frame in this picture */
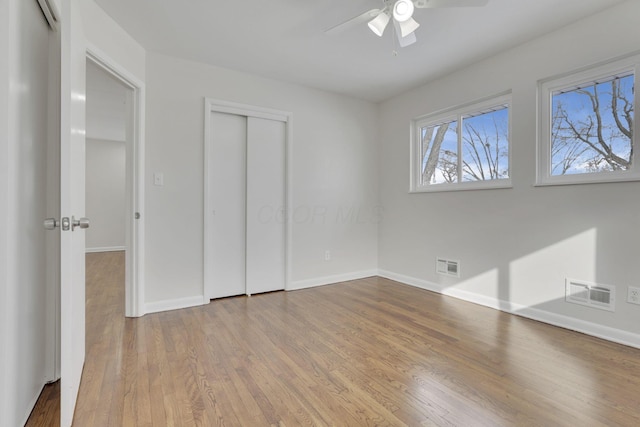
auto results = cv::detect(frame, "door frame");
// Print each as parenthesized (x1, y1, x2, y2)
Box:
(203, 98, 293, 301)
(86, 45, 145, 317)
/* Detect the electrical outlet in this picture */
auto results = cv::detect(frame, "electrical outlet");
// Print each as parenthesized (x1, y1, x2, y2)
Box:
(324, 250, 331, 261)
(628, 286, 640, 305)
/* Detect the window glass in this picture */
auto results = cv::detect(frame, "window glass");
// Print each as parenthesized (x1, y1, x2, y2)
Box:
(550, 74, 634, 176)
(538, 55, 639, 186)
(412, 93, 511, 192)
(461, 107, 509, 182)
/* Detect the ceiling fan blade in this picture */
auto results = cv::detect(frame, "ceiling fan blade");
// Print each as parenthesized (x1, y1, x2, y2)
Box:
(325, 8, 381, 35)
(414, 0, 489, 8)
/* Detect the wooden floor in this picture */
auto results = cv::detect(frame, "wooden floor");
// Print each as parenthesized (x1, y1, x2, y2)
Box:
(24, 380, 60, 426)
(27, 251, 640, 426)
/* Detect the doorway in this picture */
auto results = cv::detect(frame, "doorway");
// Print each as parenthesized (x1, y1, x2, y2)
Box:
(85, 50, 145, 318)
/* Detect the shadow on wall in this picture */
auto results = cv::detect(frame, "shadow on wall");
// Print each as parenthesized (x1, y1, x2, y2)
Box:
(385, 185, 640, 344)
(426, 223, 638, 344)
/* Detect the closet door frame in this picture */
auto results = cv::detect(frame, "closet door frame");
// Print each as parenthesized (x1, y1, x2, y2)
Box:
(203, 98, 292, 301)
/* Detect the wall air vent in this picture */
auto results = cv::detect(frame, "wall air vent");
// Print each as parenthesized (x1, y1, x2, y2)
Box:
(565, 279, 615, 312)
(436, 258, 460, 278)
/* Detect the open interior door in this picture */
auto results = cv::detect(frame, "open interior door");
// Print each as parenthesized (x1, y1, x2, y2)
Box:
(59, 0, 87, 425)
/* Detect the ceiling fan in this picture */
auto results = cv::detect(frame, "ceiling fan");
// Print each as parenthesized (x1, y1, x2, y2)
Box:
(326, 0, 489, 48)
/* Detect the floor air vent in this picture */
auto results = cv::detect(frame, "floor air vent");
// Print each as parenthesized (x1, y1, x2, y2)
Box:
(565, 279, 615, 312)
(436, 258, 460, 278)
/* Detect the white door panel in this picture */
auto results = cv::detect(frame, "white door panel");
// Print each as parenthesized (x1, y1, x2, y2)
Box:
(60, 0, 87, 425)
(208, 112, 247, 299)
(1, 0, 51, 425)
(246, 117, 286, 295)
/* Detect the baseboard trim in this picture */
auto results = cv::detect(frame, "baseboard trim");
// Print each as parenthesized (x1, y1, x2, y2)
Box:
(511, 305, 640, 350)
(144, 295, 205, 315)
(85, 246, 125, 253)
(289, 270, 379, 291)
(378, 269, 640, 349)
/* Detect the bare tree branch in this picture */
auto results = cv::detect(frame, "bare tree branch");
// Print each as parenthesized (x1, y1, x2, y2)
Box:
(461, 114, 508, 181)
(611, 78, 633, 139)
(553, 78, 633, 174)
(422, 123, 451, 184)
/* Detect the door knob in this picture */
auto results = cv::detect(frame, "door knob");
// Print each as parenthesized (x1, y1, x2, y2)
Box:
(43, 218, 59, 230)
(71, 216, 90, 231)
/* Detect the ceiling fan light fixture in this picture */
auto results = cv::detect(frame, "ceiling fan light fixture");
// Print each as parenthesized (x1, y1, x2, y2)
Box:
(398, 30, 417, 47)
(393, 0, 415, 22)
(368, 11, 390, 37)
(393, 19, 417, 47)
(398, 16, 420, 37)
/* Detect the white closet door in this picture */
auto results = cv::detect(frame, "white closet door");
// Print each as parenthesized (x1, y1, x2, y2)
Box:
(208, 112, 247, 299)
(246, 117, 286, 295)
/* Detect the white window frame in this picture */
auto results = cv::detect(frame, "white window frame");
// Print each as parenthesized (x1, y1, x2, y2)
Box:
(537, 54, 640, 186)
(410, 92, 512, 193)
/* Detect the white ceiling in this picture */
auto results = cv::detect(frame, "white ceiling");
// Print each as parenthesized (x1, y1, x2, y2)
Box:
(94, 0, 624, 102)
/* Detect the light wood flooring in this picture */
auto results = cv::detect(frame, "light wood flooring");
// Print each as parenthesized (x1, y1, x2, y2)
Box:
(27, 251, 640, 426)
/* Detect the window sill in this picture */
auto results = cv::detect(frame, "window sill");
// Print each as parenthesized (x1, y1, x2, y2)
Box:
(410, 180, 513, 193)
(535, 173, 640, 187)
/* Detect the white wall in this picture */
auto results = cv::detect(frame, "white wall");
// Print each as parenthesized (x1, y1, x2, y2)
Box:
(145, 52, 379, 305)
(1, 0, 52, 425)
(0, 0, 9, 423)
(85, 57, 128, 252)
(378, 1, 640, 345)
(80, 0, 145, 83)
(85, 138, 126, 251)
(86, 60, 128, 142)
